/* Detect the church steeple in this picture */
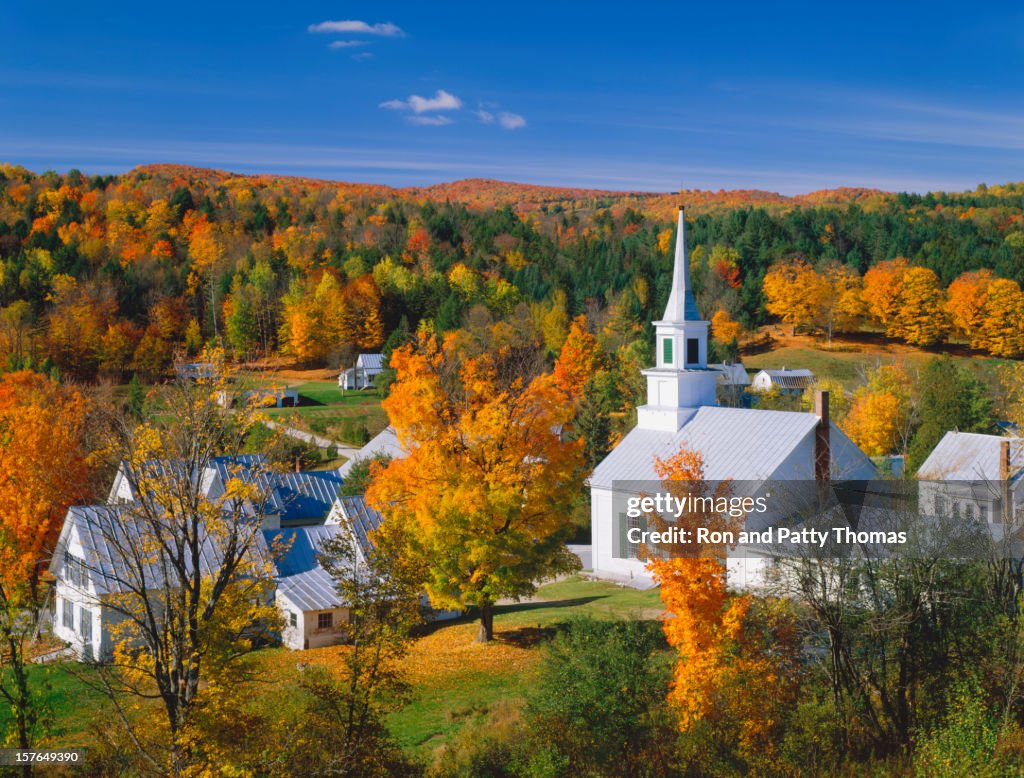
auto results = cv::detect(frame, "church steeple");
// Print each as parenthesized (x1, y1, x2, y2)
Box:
(662, 207, 701, 322)
(636, 206, 718, 432)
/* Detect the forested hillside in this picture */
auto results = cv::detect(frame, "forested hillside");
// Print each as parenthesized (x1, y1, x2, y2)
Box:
(1, 162, 1023, 383)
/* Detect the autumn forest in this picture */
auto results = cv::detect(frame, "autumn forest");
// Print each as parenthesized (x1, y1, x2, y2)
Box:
(6, 161, 1024, 776)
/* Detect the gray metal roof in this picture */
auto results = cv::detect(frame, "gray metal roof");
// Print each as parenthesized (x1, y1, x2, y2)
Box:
(709, 363, 751, 386)
(52, 504, 271, 596)
(337, 427, 406, 476)
(918, 432, 1024, 482)
(264, 525, 345, 612)
(336, 495, 384, 558)
(591, 406, 822, 488)
(356, 353, 385, 372)
(754, 369, 816, 389)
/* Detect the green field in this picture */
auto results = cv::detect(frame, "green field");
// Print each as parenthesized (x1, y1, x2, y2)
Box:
(386, 577, 664, 753)
(5, 579, 663, 757)
(261, 382, 388, 444)
(743, 342, 1010, 388)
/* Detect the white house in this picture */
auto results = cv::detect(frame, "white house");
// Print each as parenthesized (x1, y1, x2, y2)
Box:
(266, 524, 351, 651)
(917, 432, 1024, 525)
(751, 368, 815, 394)
(339, 353, 385, 391)
(52, 453, 459, 659)
(588, 208, 876, 589)
(709, 362, 750, 388)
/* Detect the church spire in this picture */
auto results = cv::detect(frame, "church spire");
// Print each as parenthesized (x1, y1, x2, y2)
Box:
(662, 207, 701, 322)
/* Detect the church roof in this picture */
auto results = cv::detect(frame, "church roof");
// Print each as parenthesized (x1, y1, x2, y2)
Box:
(661, 208, 702, 322)
(590, 406, 872, 488)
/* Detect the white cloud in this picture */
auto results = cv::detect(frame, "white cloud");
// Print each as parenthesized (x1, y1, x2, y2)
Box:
(497, 112, 527, 130)
(351, 52, 375, 61)
(475, 107, 526, 130)
(308, 20, 404, 37)
(408, 115, 454, 126)
(380, 89, 462, 114)
(328, 40, 367, 49)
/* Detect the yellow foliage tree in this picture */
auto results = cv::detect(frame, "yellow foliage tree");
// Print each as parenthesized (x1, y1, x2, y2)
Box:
(862, 258, 910, 337)
(840, 364, 912, 456)
(367, 330, 585, 643)
(890, 266, 947, 346)
(978, 278, 1024, 357)
(710, 309, 741, 344)
(762, 259, 827, 334)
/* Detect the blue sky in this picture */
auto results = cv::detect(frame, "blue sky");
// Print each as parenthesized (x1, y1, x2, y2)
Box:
(2, 1, 1023, 193)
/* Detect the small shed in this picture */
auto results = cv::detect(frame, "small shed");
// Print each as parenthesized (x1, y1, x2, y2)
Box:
(750, 368, 815, 394)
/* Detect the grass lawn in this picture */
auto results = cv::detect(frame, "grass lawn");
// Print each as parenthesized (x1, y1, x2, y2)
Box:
(0, 663, 109, 748)
(262, 383, 388, 442)
(1, 580, 662, 759)
(743, 334, 1011, 388)
(386, 577, 663, 753)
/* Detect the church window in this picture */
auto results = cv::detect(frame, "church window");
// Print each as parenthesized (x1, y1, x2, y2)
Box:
(686, 338, 699, 366)
(662, 338, 673, 365)
(627, 514, 646, 559)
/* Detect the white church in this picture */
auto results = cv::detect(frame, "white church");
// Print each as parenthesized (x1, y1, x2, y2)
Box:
(588, 208, 877, 588)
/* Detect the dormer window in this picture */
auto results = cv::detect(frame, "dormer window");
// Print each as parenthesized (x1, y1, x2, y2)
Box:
(662, 338, 673, 365)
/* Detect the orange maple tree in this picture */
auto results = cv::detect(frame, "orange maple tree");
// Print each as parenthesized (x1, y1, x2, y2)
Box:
(0, 372, 96, 592)
(646, 448, 799, 765)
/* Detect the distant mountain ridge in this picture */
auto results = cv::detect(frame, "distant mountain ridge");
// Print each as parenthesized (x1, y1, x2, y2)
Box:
(125, 164, 890, 217)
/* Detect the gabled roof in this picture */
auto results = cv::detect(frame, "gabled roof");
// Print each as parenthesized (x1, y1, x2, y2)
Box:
(334, 495, 384, 559)
(917, 432, 1024, 482)
(754, 368, 815, 389)
(260, 470, 343, 523)
(709, 363, 751, 386)
(337, 427, 405, 477)
(590, 405, 875, 489)
(355, 353, 385, 371)
(264, 525, 345, 612)
(51, 504, 272, 596)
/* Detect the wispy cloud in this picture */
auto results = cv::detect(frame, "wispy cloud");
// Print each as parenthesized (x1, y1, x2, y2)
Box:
(351, 52, 375, 62)
(476, 108, 527, 130)
(408, 115, 454, 126)
(308, 20, 404, 37)
(328, 40, 367, 49)
(380, 89, 462, 114)
(497, 112, 526, 130)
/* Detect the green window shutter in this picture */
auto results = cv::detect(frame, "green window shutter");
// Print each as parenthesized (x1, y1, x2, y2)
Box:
(663, 338, 673, 364)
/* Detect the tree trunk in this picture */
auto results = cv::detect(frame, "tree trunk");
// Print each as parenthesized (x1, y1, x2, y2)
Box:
(476, 601, 494, 643)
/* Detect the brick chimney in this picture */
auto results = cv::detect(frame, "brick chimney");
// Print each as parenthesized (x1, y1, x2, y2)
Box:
(1000, 439, 1011, 524)
(814, 390, 830, 481)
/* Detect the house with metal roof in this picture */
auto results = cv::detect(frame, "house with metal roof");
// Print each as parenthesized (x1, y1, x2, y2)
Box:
(750, 368, 816, 394)
(108, 455, 343, 527)
(336, 426, 405, 478)
(709, 362, 750, 387)
(917, 432, 1024, 525)
(589, 208, 876, 589)
(339, 353, 385, 391)
(263, 524, 350, 650)
(50, 503, 276, 660)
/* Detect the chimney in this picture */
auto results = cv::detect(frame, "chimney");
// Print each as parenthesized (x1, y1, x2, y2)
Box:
(1000, 440, 1011, 525)
(814, 390, 830, 481)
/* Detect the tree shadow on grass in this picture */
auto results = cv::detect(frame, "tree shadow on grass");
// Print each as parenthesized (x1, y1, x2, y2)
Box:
(495, 596, 605, 616)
